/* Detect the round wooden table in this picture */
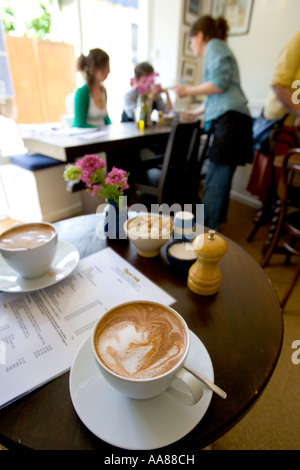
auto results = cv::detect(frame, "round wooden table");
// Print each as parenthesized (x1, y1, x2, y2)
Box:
(0, 214, 283, 453)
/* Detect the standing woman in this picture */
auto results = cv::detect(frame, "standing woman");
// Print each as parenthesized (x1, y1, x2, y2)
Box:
(73, 48, 112, 128)
(174, 16, 253, 231)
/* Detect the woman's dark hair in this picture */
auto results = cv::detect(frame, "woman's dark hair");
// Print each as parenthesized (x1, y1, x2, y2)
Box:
(189, 15, 229, 42)
(77, 48, 109, 87)
(134, 62, 154, 80)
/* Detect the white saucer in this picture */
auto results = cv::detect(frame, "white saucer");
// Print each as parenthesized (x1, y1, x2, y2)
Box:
(0, 240, 80, 293)
(69, 330, 214, 450)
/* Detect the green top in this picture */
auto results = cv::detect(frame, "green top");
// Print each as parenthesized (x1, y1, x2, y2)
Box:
(73, 84, 111, 127)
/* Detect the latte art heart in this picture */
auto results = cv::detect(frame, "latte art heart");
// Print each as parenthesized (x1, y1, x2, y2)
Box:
(94, 303, 187, 379)
(100, 324, 152, 375)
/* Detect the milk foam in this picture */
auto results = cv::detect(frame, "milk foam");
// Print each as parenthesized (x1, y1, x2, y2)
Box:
(94, 303, 187, 379)
(98, 324, 152, 375)
(0, 224, 55, 250)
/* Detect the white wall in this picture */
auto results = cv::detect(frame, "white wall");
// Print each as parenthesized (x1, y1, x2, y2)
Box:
(145, 0, 182, 107)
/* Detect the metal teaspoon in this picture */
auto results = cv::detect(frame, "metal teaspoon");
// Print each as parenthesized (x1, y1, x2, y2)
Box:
(183, 364, 227, 399)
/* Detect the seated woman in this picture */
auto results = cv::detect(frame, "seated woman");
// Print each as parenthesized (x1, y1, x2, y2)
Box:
(73, 48, 111, 128)
(121, 62, 172, 122)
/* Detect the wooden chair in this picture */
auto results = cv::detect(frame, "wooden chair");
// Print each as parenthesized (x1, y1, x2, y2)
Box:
(130, 121, 202, 209)
(260, 147, 300, 308)
(247, 126, 299, 243)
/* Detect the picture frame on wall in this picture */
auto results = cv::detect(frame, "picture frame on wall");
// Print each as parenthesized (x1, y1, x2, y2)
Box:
(182, 60, 197, 84)
(184, 0, 201, 25)
(211, 0, 254, 36)
(183, 31, 195, 59)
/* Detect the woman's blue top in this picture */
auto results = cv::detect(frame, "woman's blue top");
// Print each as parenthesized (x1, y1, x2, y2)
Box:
(203, 39, 250, 129)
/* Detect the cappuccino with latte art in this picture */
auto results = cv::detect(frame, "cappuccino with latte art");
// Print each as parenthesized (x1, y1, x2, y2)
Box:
(91, 301, 203, 403)
(93, 302, 187, 380)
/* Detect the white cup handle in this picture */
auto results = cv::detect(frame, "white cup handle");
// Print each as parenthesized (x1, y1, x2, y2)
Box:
(166, 368, 203, 405)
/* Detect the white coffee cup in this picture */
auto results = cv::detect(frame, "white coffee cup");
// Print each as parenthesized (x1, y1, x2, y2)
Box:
(0, 222, 58, 278)
(91, 300, 203, 405)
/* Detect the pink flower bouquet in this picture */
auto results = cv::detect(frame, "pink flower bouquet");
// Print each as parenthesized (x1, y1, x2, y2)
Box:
(64, 154, 129, 207)
(130, 72, 161, 97)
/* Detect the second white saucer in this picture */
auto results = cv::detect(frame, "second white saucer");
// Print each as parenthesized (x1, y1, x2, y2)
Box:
(0, 240, 80, 293)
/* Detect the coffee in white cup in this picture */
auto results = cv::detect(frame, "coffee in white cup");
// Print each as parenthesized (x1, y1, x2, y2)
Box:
(91, 301, 203, 404)
(0, 222, 58, 278)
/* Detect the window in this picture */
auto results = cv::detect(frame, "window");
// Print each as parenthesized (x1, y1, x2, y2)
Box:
(1, 0, 144, 124)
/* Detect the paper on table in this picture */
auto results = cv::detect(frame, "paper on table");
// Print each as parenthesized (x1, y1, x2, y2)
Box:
(0, 248, 175, 409)
(77, 129, 108, 140)
(50, 127, 99, 136)
(19, 124, 106, 138)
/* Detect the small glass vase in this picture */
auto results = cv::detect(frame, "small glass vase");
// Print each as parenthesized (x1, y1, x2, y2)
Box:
(103, 198, 128, 239)
(135, 95, 153, 128)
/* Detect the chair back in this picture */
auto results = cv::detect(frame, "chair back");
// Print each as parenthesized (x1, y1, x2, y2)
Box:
(157, 120, 202, 205)
(280, 148, 300, 208)
(268, 127, 300, 189)
(279, 148, 300, 307)
(260, 147, 300, 268)
(269, 127, 299, 161)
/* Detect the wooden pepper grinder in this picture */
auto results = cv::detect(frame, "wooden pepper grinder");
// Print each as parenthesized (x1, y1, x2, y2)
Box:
(188, 230, 227, 296)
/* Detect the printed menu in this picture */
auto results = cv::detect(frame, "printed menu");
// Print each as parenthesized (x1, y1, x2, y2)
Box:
(0, 248, 175, 408)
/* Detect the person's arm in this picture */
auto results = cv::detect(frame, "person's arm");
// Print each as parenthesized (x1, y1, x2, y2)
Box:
(182, 103, 205, 121)
(273, 85, 300, 118)
(174, 81, 223, 99)
(152, 87, 173, 114)
(175, 42, 235, 99)
(149, 85, 173, 113)
(73, 86, 95, 128)
(270, 31, 300, 125)
(160, 88, 172, 113)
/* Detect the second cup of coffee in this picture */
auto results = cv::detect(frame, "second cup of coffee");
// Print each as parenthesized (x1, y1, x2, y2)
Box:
(0, 222, 58, 278)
